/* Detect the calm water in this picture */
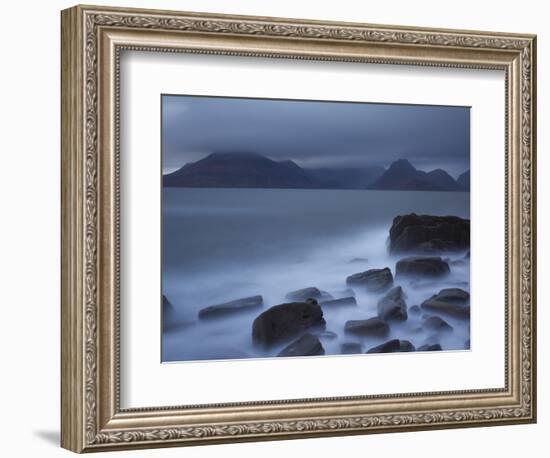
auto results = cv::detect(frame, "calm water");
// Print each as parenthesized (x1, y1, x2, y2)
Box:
(161, 188, 470, 362)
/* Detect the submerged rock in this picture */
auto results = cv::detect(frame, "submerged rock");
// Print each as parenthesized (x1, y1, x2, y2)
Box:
(252, 301, 325, 346)
(285, 287, 332, 302)
(377, 286, 408, 321)
(396, 256, 450, 278)
(418, 344, 442, 352)
(421, 288, 470, 319)
(344, 317, 389, 337)
(278, 333, 325, 357)
(198, 295, 263, 319)
(341, 342, 363, 354)
(422, 315, 453, 332)
(366, 339, 415, 354)
(320, 296, 357, 308)
(349, 257, 369, 264)
(409, 305, 421, 314)
(346, 267, 393, 293)
(389, 213, 470, 253)
(314, 330, 338, 339)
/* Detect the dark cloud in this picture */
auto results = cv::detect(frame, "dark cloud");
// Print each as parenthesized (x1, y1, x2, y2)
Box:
(162, 95, 470, 178)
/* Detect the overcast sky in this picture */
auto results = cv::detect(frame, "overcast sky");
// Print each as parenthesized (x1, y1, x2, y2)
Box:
(162, 95, 470, 178)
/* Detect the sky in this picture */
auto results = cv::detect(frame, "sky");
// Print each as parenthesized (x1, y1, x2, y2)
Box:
(162, 95, 470, 178)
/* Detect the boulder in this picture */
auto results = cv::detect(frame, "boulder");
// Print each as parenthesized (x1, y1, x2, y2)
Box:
(278, 333, 325, 357)
(320, 296, 357, 308)
(421, 288, 470, 319)
(285, 287, 332, 302)
(252, 301, 325, 346)
(344, 317, 389, 337)
(396, 256, 450, 278)
(389, 213, 470, 253)
(377, 286, 407, 321)
(346, 267, 393, 293)
(198, 295, 263, 320)
(366, 339, 415, 353)
(409, 305, 421, 315)
(418, 344, 442, 352)
(341, 342, 363, 354)
(422, 315, 453, 332)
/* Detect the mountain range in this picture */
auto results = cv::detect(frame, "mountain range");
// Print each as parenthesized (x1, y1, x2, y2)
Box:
(163, 153, 469, 192)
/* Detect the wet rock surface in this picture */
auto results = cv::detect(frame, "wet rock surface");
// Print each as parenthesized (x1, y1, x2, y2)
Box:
(377, 286, 408, 321)
(389, 213, 470, 253)
(198, 295, 263, 320)
(252, 301, 326, 346)
(396, 256, 450, 278)
(346, 267, 393, 293)
(344, 317, 390, 337)
(421, 288, 470, 319)
(278, 333, 325, 357)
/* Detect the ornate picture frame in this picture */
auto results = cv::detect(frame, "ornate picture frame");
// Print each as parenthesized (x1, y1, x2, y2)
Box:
(61, 4, 536, 453)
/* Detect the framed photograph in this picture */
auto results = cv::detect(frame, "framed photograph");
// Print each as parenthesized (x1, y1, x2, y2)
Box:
(61, 4, 537, 453)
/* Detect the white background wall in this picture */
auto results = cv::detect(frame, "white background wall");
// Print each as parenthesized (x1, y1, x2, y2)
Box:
(0, 0, 546, 456)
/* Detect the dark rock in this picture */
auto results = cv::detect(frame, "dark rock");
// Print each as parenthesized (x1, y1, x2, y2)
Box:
(377, 286, 407, 321)
(162, 295, 178, 329)
(344, 317, 389, 337)
(198, 295, 263, 319)
(418, 344, 442, 352)
(422, 315, 453, 332)
(341, 342, 363, 354)
(396, 256, 450, 278)
(421, 288, 470, 319)
(346, 267, 393, 293)
(366, 339, 415, 353)
(389, 213, 470, 253)
(252, 302, 326, 346)
(349, 257, 369, 264)
(278, 333, 325, 357)
(285, 287, 332, 302)
(409, 305, 421, 314)
(320, 296, 357, 307)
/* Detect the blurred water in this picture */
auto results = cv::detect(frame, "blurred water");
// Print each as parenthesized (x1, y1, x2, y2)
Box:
(161, 188, 470, 362)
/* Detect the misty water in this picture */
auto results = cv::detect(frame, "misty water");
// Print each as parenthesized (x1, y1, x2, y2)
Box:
(161, 188, 470, 362)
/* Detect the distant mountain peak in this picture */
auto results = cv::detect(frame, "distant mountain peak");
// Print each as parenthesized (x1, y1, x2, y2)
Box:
(369, 159, 464, 192)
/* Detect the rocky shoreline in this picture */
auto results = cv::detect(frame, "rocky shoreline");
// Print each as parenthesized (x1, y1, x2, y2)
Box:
(164, 213, 471, 359)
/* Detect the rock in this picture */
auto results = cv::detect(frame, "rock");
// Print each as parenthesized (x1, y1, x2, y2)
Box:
(162, 295, 178, 329)
(314, 331, 338, 339)
(334, 288, 356, 298)
(418, 344, 442, 352)
(341, 342, 363, 354)
(377, 286, 407, 321)
(198, 295, 263, 319)
(278, 333, 325, 357)
(349, 257, 368, 264)
(421, 288, 470, 319)
(366, 339, 415, 353)
(346, 267, 393, 293)
(422, 315, 453, 332)
(344, 317, 389, 337)
(320, 296, 357, 307)
(389, 213, 470, 253)
(252, 302, 325, 346)
(396, 256, 450, 278)
(409, 305, 421, 314)
(285, 287, 332, 302)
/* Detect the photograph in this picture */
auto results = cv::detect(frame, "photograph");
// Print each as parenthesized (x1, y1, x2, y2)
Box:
(160, 95, 471, 362)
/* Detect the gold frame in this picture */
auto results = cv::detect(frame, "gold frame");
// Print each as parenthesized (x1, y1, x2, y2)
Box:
(61, 4, 537, 453)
